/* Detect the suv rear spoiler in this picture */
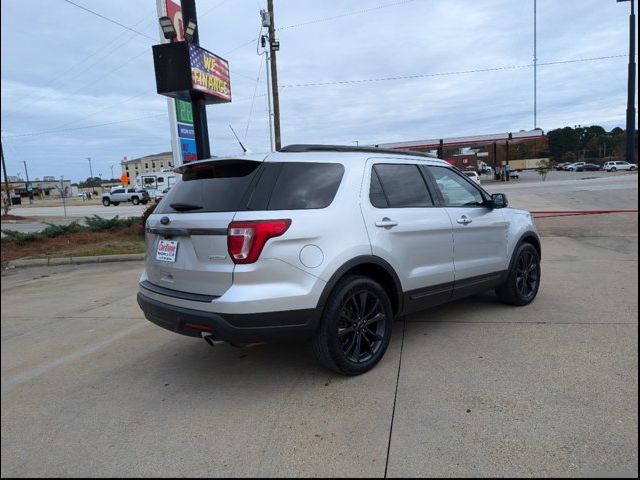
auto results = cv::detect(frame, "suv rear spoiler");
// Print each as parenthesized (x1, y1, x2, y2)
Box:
(174, 155, 267, 174)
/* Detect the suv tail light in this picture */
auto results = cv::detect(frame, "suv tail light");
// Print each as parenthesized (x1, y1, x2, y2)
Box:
(227, 219, 291, 264)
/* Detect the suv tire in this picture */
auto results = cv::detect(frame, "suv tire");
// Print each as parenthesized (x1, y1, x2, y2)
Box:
(496, 243, 541, 306)
(611, 167, 617, 172)
(102, 198, 110, 206)
(312, 275, 393, 375)
(132, 196, 140, 205)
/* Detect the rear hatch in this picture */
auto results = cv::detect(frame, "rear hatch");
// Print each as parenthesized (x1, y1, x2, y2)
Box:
(144, 159, 263, 297)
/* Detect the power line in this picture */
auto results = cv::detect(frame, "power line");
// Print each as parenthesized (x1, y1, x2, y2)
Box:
(61, 0, 157, 42)
(278, 0, 419, 31)
(1, 114, 167, 140)
(225, 0, 421, 55)
(279, 54, 629, 88)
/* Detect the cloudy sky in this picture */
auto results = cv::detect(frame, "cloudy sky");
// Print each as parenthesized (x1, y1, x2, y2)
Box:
(1, 0, 637, 181)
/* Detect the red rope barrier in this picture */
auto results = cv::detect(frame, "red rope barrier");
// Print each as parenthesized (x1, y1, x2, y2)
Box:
(531, 209, 638, 218)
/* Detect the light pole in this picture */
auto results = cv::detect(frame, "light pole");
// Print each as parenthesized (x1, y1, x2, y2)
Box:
(110, 165, 114, 180)
(20, 160, 33, 204)
(617, 0, 636, 164)
(87, 157, 94, 180)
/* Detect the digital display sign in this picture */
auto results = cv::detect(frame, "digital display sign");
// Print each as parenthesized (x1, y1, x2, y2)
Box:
(153, 42, 232, 106)
(189, 44, 231, 103)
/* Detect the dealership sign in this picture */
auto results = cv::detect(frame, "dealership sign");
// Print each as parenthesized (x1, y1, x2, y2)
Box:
(153, 42, 232, 105)
(189, 44, 231, 102)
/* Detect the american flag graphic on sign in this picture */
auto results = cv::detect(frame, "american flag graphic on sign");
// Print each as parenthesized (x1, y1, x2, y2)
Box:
(189, 44, 231, 103)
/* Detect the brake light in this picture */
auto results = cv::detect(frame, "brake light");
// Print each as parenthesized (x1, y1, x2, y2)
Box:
(227, 219, 291, 264)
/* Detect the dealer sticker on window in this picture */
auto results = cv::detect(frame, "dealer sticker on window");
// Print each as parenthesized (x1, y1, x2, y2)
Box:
(156, 240, 178, 262)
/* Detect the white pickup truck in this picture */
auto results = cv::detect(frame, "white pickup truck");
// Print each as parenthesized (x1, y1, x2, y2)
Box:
(102, 187, 150, 206)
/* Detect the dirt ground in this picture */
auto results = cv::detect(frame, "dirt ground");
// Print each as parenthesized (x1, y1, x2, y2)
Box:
(1, 224, 144, 264)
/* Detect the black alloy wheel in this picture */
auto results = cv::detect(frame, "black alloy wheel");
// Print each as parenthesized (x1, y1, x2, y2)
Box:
(337, 290, 387, 364)
(514, 249, 539, 302)
(312, 275, 393, 375)
(496, 243, 541, 306)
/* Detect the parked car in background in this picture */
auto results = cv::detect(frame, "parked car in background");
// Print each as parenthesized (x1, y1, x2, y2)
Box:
(566, 162, 586, 171)
(575, 163, 601, 172)
(463, 170, 481, 185)
(102, 187, 149, 206)
(138, 145, 541, 375)
(554, 162, 570, 170)
(509, 170, 520, 179)
(603, 161, 637, 172)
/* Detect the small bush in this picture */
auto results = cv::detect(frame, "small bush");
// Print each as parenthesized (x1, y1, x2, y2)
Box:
(84, 215, 138, 232)
(1, 230, 41, 246)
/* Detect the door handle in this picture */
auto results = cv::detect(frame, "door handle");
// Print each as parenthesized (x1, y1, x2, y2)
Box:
(375, 217, 398, 229)
(457, 215, 472, 225)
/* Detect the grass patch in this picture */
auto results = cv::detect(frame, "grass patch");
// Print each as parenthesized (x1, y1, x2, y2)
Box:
(2, 223, 145, 265)
(1, 215, 142, 246)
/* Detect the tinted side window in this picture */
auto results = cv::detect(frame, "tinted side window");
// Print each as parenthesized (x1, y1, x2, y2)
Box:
(157, 161, 261, 213)
(267, 162, 344, 210)
(374, 164, 433, 208)
(369, 169, 388, 208)
(112, 189, 124, 194)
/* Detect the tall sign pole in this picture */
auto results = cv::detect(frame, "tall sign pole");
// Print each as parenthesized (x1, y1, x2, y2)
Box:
(267, 0, 282, 151)
(181, 0, 211, 160)
(618, 0, 636, 163)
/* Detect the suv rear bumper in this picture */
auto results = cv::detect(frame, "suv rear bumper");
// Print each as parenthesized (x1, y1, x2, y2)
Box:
(137, 292, 321, 343)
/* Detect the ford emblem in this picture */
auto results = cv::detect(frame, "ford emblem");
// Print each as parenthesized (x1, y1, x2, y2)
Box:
(160, 216, 171, 225)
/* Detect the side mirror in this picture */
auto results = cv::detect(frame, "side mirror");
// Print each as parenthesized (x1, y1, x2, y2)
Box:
(489, 193, 508, 209)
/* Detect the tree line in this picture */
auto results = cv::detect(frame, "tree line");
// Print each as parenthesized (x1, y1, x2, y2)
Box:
(546, 126, 638, 163)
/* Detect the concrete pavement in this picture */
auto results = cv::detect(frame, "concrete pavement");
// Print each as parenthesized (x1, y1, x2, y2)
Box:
(1, 209, 637, 477)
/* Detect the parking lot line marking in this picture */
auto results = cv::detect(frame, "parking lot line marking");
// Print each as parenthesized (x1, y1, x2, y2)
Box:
(0, 322, 147, 392)
(384, 319, 407, 478)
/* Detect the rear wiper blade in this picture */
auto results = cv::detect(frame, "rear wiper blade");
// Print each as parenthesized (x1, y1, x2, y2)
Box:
(170, 202, 203, 211)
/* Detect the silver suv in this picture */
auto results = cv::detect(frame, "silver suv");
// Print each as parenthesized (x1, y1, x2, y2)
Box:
(138, 145, 541, 375)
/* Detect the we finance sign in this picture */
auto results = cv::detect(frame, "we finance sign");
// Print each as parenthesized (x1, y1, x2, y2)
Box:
(189, 44, 231, 103)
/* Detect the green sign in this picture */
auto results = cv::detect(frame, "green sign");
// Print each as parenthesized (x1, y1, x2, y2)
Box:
(26, 182, 33, 192)
(175, 99, 193, 124)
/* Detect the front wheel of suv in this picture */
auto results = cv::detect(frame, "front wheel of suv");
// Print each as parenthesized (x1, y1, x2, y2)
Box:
(312, 275, 393, 375)
(496, 243, 541, 306)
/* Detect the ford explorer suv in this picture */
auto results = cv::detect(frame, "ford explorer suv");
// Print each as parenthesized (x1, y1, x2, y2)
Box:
(603, 161, 637, 172)
(102, 187, 150, 206)
(138, 145, 541, 375)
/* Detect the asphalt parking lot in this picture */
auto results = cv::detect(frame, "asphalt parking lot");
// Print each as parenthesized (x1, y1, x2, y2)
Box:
(1, 179, 638, 477)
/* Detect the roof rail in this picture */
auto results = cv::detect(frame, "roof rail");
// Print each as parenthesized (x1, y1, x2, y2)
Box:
(280, 144, 437, 158)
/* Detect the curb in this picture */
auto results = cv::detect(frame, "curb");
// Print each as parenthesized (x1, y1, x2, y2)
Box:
(7, 253, 145, 269)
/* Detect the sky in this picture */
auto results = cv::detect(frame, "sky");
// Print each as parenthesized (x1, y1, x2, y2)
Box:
(1, 0, 637, 182)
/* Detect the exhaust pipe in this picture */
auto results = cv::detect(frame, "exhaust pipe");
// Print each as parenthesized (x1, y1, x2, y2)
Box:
(201, 332, 224, 347)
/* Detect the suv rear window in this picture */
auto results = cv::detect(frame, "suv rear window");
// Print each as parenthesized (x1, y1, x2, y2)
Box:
(157, 161, 261, 213)
(158, 160, 344, 213)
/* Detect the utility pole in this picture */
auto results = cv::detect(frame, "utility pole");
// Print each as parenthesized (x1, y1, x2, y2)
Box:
(110, 165, 114, 180)
(533, 0, 538, 129)
(182, 0, 211, 159)
(617, 0, 636, 164)
(21, 160, 33, 204)
(1, 142, 11, 214)
(87, 157, 94, 179)
(258, 23, 274, 152)
(266, 0, 282, 150)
